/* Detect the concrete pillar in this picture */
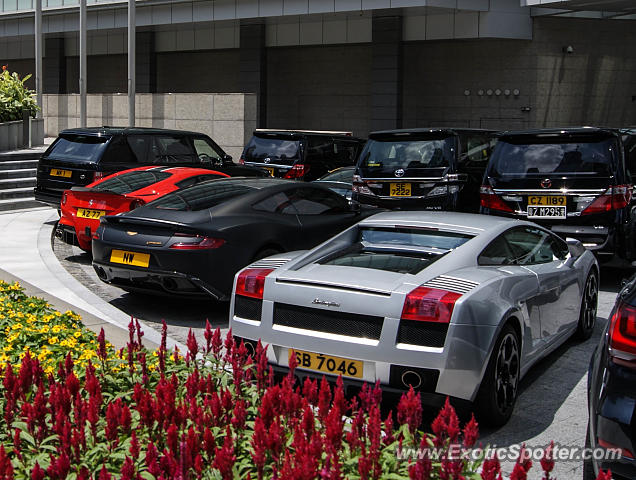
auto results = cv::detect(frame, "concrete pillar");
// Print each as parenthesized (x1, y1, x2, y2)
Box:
(136, 31, 156, 94)
(239, 22, 267, 127)
(371, 15, 402, 132)
(43, 36, 66, 94)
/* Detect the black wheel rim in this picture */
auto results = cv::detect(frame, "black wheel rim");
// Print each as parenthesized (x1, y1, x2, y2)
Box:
(582, 275, 598, 333)
(494, 333, 519, 414)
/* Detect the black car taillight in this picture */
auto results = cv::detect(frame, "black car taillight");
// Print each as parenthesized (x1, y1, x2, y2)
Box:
(284, 164, 309, 179)
(352, 174, 374, 195)
(608, 301, 636, 368)
(479, 185, 513, 213)
(401, 287, 461, 324)
(235, 268, 274, 299)
(169, 233, 225, 250)
(581, 185, 632, 215)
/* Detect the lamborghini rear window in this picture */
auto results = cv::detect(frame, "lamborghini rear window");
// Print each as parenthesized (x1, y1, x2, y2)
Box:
(93, 171, 171, 194)
(360, 227, 473, 250)
(321, 251, 434, 274)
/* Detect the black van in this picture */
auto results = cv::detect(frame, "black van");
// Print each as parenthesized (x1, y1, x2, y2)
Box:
(35, 127, 267, 207)
(480, 127, 636, 262)
(352, 128, 496, 211)
(239, 130, 365, 181)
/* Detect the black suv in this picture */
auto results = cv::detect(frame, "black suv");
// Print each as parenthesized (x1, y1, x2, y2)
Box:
(481, 127, 635, 262)
(352, 128, 496, 211)
(239, 130, 365, 181)
(35, 127, 267, 207)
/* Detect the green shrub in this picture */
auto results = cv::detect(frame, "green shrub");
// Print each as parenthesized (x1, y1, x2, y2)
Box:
(0, 65, 38, 123)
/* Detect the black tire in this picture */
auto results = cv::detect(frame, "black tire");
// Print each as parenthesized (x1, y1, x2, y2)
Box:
(583, 420, 596, 480)
(476, 324, 520, 427)
(576, 271, 598, 341)
(253, 247, 282, 261)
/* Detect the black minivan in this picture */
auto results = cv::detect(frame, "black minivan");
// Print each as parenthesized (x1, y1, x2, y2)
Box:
(480, 127, 635, 262)
(239, 129, 365, 181)
(352, 128, 496, 212)
(35, 127, 267, 207)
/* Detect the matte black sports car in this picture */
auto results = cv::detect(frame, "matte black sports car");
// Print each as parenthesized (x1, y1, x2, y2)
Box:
(92, 178, 373, 299)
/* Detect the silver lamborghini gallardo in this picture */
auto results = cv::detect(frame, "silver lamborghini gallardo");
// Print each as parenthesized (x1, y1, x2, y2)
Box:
(229, 211, 598, 425)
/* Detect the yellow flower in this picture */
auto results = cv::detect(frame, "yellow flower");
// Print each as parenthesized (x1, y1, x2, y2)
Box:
(11, 323, 23, 330)
(52, 325, 63, 334)
(74, 331, 82, 338)
(40, 326, 49, 333)
(48, 336, 58, 345)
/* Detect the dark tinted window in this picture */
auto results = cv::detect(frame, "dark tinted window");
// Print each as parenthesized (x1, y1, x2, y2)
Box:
(489, 137, 617, 176)
(361, 227, 472, 250)
(93, 170, 171, 194)
(359, 135, 454, 171)
(47, 135, 108, 163)
(153, 136, 197, 164)
(333, 140, 360, 166)
(127, 135, 153, 163)
(149, 180, 258, 211)
(479, 226, 564, 266)
(101, 136, 136, 164)
(252, 191, 296, 214)
(321, 250, 433, 274)
(458, 133, 495, 168)
(287, 187, 349, 215)
(174, 174, 225, 190)
(243, 135, 300, 162)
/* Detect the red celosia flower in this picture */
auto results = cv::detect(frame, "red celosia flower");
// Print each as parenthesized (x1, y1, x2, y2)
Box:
(383, 412, 395, 446)
(0, 445, 14, 478)
(251, 417, 267, 479)
(129, 431, 140, 459)
(187, 329, 199, 363)
(98, 465, 112, 480)
(431, 397, 460, 445)
(211, 327, 223, 359)
(97, 328, 107, 361)
(409, 456, 432, 480)
(463, 414, 479, 448)
(302, 377, 318, 405)
(540, 441, 555, 478)
(480, 454, 501, 480)
(145, 442, 161, 477)
(212, 428, 236, 480)
(510, 445, 533, 480)
(31, 462, 45, 480)
(318, 377, 332, 421)
(595, 470, 612, 480)
(121, 456, 136, 480)
(204, 319, 213, 354)
(397, 386, 422, 435)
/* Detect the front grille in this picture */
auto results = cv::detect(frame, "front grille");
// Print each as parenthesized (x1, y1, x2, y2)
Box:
(397, 320, 449, 348)
(234, 295, 262, 322)
(389, 365, 439, 393)
(273, 302, 383, 340)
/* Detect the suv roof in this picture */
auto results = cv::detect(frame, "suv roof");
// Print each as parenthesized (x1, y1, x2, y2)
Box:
(253, 129, 355, 138)
(368, 127, 495, 138)
(497, 126, 620, 138)
(59, 126, 206, 137)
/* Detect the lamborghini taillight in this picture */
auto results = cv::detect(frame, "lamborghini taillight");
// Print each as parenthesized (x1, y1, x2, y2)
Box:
(235, 268, 274, 299)
(401, 287, 461, 324)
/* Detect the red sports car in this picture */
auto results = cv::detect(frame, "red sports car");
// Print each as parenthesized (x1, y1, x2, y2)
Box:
(56, 166, 228, 251)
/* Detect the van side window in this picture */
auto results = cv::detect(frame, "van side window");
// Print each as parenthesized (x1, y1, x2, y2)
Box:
(101, 136, 136, 164)
(333, 140, 360, 168)
(153, 136, 198, 164)
(127, 135, 153, 163)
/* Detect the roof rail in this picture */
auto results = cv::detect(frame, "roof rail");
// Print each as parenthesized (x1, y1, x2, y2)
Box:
(255, 128, 353, 136)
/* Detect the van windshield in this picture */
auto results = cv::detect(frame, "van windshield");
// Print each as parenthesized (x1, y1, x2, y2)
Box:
(489, 137, 617, 177)
(47, 135, 109, 163)
(358, 135, 454, 172)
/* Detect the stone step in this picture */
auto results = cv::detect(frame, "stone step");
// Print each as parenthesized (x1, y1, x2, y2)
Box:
(0, 186, 34, 200)
(0, 168, 37, 180)
(0, 197, 44, 212)
(0, 177, 37, 190)
(0, 160, 39, 171)
(0, 151, 44, 162)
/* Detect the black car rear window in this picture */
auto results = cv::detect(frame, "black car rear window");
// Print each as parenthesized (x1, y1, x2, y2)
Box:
(92, 170, 171, 195)
(489, 137, 617, 176)
(243, 135, 300, 163)
(359, 135, 454, 171)
(360, 227, 472, 250)
(148, 179, 277, 211)
(47, 135, 109, 163)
